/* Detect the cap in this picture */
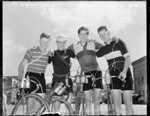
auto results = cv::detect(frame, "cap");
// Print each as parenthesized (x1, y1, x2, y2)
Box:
(56, 36, 67, 42)
(40, 33, 50, 39)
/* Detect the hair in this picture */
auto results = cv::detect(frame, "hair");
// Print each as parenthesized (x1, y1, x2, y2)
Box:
(97, 26, 108, 33)
(40, 33, 50, 39)
(78, 26, 89, 35)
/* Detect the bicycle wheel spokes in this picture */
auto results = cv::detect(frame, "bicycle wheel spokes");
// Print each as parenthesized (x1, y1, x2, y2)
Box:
(11, 94, 50, 115)
(49, 97, 73, 115)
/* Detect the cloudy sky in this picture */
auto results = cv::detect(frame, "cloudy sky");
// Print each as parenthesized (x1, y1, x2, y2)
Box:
(3, 1, 146, 83)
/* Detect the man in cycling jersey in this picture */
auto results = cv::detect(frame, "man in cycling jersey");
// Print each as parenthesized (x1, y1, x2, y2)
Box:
(96, 26, 134, 115)
(67, 26, 119, 115)
(18, 33, 51, 114)
(48, 36, 75, 112)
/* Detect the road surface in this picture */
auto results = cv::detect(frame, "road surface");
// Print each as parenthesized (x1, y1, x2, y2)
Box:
(5, 103, 147, 115)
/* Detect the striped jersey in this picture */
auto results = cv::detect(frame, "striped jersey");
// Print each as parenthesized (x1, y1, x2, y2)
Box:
(96, 40, 130, 69)
(24, 47, 49, 73)
(68, 39, 102, 72)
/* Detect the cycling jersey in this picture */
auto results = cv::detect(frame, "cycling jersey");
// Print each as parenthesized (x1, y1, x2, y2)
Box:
(68, 39, 102, 72)
(48, 49, 75, 75)
(96, 40, 130, 71)
(24, 47, 49, 73)
(48, 49, 75, 95)
(96, 40, 133, 90)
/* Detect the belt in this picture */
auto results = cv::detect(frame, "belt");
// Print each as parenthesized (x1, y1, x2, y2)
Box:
(53, 73, 69, 78)
(27, 72, 44, 76)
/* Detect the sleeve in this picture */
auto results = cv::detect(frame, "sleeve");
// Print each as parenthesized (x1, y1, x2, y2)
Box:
(24, 49, 32, 62)
(94, 40, 103, 50)
(48, 55, 54, 64)
(96, 46, 106, 57)
(67, 44, 74, 53)
(118, 40, 129, 57)
(67, 49, 75, 58)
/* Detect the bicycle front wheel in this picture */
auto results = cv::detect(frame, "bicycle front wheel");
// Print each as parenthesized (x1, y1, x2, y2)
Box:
(3, 103, 6, 116)
(48, 97, 73, 115)
(11, 94, 50, 115)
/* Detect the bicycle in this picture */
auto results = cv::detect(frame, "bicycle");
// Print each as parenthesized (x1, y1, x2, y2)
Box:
(68, 69, 86, 116)
(104, 70, 115, 115)
(105, 62, 127, 115)
(70, 68, 119, 115)
(35, 75, 74, 115)
(69, 68, 103, 116)
(11, 76, 50, 115)
(3, 77, 19, 116)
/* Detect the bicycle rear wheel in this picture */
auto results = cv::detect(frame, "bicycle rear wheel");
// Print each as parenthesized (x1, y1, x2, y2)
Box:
(48, 97, 73, 115)
(11, 94, 50, 115)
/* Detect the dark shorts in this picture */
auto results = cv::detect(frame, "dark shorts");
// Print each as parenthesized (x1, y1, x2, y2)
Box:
(25, 72, 46, 93)
(110, 68, 134, 90)
(83, 70, 103, 91)
(52, 76, 73, 95)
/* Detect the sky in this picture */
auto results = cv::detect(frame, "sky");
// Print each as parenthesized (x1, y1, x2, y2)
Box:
(3, 1, 146, 83)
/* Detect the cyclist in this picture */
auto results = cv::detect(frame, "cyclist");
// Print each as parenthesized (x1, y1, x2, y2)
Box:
(48, 36, 75, 112)
(67, 26, 119, 115)
(18, 33, 51, 114)
(96, 26, 134, 115)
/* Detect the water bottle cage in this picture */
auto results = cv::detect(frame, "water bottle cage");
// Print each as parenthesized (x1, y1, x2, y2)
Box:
(54, 82, 66, 95)
(20, 78, 30, 89)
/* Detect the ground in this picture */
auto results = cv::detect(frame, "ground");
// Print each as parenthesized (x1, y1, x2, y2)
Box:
(5, 104, 147, 115)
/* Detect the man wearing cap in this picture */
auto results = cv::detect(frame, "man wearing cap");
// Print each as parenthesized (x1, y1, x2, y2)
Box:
(48, 35, 75, 112)
(18, 33, 51, 114)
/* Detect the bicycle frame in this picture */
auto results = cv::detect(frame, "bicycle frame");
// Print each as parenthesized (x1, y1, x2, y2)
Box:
(11, 77, 50, 115)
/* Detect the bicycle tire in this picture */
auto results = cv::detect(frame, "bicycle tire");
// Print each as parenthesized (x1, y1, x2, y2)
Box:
(74, 95, 81, 115)
(81, 96, 86, 116)
(107, 91, 115, 115)
(3, 103, 6, 116)
(11, 94, 50, 115)
(49, 97, 73, 115)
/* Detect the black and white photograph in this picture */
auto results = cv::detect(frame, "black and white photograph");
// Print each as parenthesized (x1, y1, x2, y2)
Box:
(3, 1, 147, 115)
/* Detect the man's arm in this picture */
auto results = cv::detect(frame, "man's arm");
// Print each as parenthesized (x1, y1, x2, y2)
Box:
(18, 58, 28, 80)
(123, 55, 131, 74)
(112, 37, 120, 43)
(94, 40, 103, 50)
(67, 44, 75, 58)
(96, 46, 106, 58)
(118, 40, 130, 80)
(67, 49, 75, 59)
(18, 49, 32, 80)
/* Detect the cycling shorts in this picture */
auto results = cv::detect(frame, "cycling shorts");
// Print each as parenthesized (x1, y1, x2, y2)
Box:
(25, 72, 46, 93)
(83, 70, 103, 91)
(52, 76, 73, 96)
(109, 68, 134, 90)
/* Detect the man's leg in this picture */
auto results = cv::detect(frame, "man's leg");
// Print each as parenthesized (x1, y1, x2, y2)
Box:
(84, 90, 92, 115)
(27, 93, 46, 115)
(111, 89, 122, 115)
(63, 93, 73, 114)
(53, 95, 61, 113)
(122, 90, 134, 115)
(93, 88, 102, 115)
